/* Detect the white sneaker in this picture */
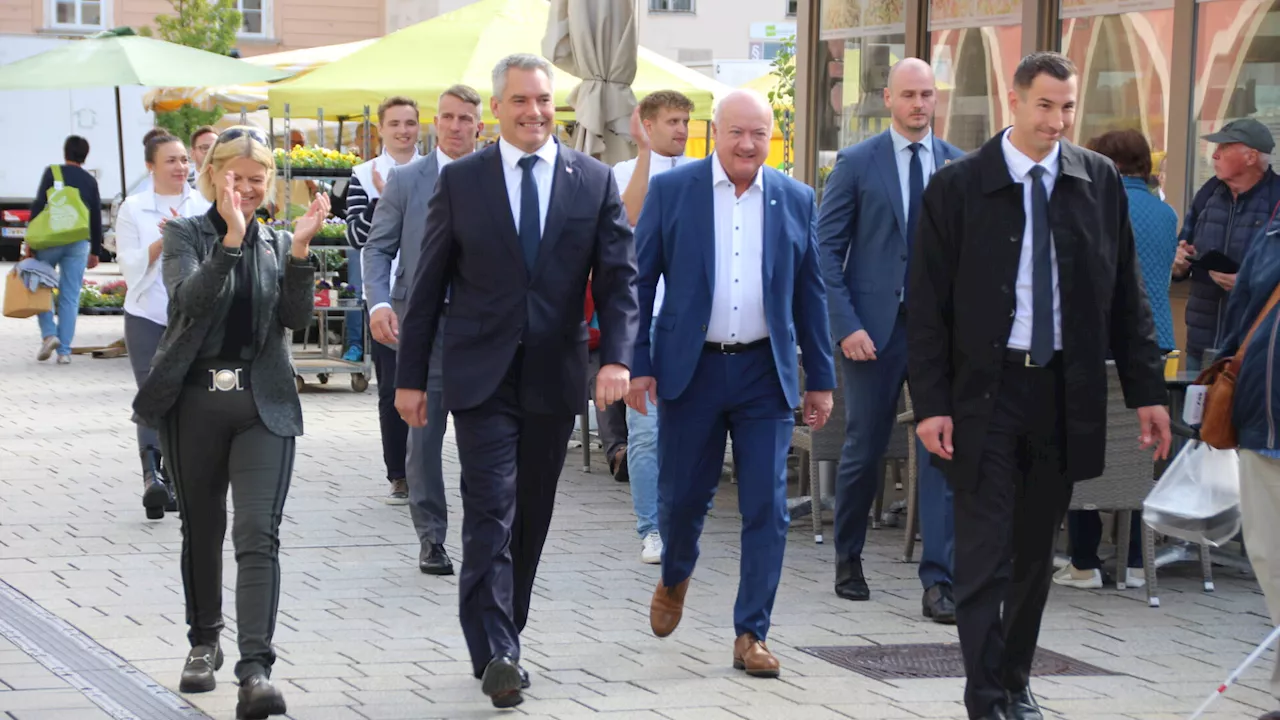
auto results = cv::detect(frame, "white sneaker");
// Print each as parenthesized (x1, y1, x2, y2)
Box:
(1124, 568, 1146, 588)
(1052, 564, 1103, 589)
(640, 531, 663, 564)
(37, 336, 60, 361)
(56, 354, 71, 365)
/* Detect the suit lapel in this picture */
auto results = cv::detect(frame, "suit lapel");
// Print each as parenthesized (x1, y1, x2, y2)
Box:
(931, 136, 949, 172)
(762, 169, 781, 290)
(486, 146, 526, 271)
(694, 159, 716, 292)
(533, 147, 580, 281)
(873, 132, 907, 239)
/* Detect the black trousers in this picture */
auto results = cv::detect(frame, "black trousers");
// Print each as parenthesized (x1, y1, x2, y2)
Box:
(588, 350, 628, 464)
(160, 378, 294, 681)
(372, 340, 408, 481)
(954, 359, 1074, 719)
(452, 350, 575, 676)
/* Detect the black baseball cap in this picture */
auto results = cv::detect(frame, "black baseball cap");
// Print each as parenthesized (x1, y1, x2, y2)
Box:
(1202, 118, 1275, 154)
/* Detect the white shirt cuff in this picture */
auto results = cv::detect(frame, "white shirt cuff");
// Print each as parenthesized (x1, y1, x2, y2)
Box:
(368, 302, 392, 315)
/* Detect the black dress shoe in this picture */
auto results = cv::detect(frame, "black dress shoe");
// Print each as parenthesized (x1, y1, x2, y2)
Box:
(922, 583, 956, 624)
(178, 644, 223, 693)
(835, 558, 870, 601)
(1007, 686, 1043, 720)
(419, 543, 454, 575)
(520, 665, 530, 689)
(481, 655, 524, 708)
(236, 674, 286, 719)
(983, 706, 1009, 720)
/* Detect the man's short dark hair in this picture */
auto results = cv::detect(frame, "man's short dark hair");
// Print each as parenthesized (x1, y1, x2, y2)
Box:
(64, 135, 89, 163)
(639, 90, 695, 122)
(1086, 129, 1153, 179)
(189, 125, 218, 147)
(377, 96, 419, 124)
(440, 84, 482, 109)
(1013, 52, 1077, 91)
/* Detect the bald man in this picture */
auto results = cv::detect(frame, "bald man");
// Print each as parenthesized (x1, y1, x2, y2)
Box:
(816, 58, 964, 620)
(628, 90, 835, 677)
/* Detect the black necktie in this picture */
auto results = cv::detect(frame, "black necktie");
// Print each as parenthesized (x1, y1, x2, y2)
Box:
(1028, 165, 1054, 365)
(517, 155, 541, 271)
(905, 143, 924, 302)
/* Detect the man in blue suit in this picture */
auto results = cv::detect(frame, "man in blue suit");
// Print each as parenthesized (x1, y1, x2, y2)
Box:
(628, 90, 836, 678)
(817, 58, 964, 622)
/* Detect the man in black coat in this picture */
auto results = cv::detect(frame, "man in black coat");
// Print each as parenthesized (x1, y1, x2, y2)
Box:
(907, 52, 1172, 720)
(394, 54, 637, 709)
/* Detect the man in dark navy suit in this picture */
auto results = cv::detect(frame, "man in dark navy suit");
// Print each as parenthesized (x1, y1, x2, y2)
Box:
(395, 53, 637, 710)
(817, 58, 964, 619)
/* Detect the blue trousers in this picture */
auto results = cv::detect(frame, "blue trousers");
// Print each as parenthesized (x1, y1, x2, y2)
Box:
(658, 344, 792, 641)
(344, 248, 363, 350)
(834, 311, 955, 589)
(34, 240, 89, 356)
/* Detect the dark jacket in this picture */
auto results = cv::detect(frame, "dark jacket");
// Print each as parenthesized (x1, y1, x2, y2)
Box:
(31, 164, 103, 255)
(1177, 168, 1280, 360)
(395, 141, 638, 416)
(1219, 199, 1280, 450)
(133, 213, 316, 437)
(907, 132, 1167, 491)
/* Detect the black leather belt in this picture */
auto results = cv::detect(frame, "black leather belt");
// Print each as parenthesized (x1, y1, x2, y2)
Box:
(1004, 349, 1062, 368)
(704, 338, 770, 354)
(186, 364, 251, 391)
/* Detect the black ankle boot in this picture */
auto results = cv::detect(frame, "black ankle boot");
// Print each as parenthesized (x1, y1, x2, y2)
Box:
(141, 448, 168, 520)
(157, 458, 178, 513)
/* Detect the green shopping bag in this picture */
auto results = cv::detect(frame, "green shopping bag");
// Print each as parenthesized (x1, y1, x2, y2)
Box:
(26, 165, 90, 251)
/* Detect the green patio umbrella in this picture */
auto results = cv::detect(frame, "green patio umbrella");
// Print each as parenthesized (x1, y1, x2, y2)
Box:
(0, 28, 291, 198)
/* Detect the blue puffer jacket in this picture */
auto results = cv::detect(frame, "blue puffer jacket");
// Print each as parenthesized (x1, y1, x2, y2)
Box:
(1177, 169, 1280, 362)
(1222, 199, 1280, 451)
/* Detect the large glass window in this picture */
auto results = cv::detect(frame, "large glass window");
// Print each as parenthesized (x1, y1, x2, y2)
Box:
(1191, 0, 1280, 194)
(814, 0, 908, 196)
(929, 0, 1024, 150)
(1060, 5, 1176, 158)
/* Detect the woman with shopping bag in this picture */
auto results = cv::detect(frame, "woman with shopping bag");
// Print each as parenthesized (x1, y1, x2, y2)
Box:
(1201, 197, 1280, 720)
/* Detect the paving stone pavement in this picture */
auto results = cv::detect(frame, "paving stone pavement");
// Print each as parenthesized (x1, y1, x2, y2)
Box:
(1, 262, 1279, 720)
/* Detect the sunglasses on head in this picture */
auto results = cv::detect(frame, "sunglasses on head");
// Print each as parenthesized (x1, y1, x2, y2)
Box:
(216, 127, 270, 148)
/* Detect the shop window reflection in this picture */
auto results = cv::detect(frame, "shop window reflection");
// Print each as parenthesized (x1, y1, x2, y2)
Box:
(1060, 9, 1174, 155)
(814, 35, 906, 196)
(930, 25, 1022, 151)
(1191, 0, 1280, 194)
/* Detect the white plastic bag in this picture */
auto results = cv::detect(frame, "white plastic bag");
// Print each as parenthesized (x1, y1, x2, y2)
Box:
(1143, 441, 1241, 547)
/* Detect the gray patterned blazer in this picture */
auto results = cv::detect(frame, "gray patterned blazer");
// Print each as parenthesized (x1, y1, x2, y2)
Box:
(133, 213, 315, 437)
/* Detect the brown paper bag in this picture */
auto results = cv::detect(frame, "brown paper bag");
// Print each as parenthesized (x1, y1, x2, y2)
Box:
(4, 268, 53, 319)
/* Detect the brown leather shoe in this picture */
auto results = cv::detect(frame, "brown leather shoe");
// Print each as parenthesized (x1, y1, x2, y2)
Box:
(649, 578, 689, 637)
(733, 633, 780, 678)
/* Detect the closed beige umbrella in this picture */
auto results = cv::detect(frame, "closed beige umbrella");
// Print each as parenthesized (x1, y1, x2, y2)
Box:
(542, 0, 637, 164)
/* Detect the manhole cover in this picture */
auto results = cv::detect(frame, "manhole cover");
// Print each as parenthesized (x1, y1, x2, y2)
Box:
(797, 643, 1121, 681)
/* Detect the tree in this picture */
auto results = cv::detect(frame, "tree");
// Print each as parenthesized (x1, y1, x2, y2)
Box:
(767, 35, 797, 175)
(139, 0, 242, 142)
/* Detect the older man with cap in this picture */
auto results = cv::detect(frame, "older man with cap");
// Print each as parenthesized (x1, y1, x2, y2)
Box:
(1171, 117, 1279, 370)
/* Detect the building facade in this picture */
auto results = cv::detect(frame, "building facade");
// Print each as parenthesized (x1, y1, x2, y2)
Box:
(793, 0, 1279, 351)
(0, 0, 386, 55)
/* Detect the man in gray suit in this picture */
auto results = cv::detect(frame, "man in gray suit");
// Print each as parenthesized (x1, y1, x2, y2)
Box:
(363, 84, 485, 575)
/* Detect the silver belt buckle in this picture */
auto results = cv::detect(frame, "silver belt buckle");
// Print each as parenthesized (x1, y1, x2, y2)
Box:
(208, 368, 242, 392)
(1025, 353, 1035, 368)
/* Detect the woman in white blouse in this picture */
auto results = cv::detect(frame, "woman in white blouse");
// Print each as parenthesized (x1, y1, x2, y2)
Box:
(116, 132, 211, 520)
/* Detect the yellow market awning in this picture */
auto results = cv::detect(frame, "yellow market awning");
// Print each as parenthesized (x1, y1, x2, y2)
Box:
(267, 0, 732, 122)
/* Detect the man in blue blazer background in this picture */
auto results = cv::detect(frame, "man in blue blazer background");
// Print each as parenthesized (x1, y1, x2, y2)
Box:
(817, 58, 964, 621)
(628, 90, 836, 678)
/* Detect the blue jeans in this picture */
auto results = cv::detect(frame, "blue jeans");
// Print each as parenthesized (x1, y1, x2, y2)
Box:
(35, 240, 89, 356)
(626, 396, 660, 538)
(345, 248, 363, 350)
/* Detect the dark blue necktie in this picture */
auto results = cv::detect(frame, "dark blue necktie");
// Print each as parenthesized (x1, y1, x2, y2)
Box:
(517, 155, 541, 271)
(904, 143, 924, 302)
(1029, 165, 1054, 366)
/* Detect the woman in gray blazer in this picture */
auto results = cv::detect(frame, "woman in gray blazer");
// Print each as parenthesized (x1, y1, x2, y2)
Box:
(133, 126, 327, 720)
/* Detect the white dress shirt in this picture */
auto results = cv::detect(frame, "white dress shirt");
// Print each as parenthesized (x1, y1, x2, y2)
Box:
(115, 185, 211, 326)
(613, 150, 696, 316)
(1002, 129, 1063, 351)
(889, 125, 935, 219)
(498, 137, 557, 236)
(706, 153, 768, 344)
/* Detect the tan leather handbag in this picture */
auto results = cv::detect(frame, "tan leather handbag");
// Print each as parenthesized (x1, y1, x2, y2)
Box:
(1196, 281, 1280, 449)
